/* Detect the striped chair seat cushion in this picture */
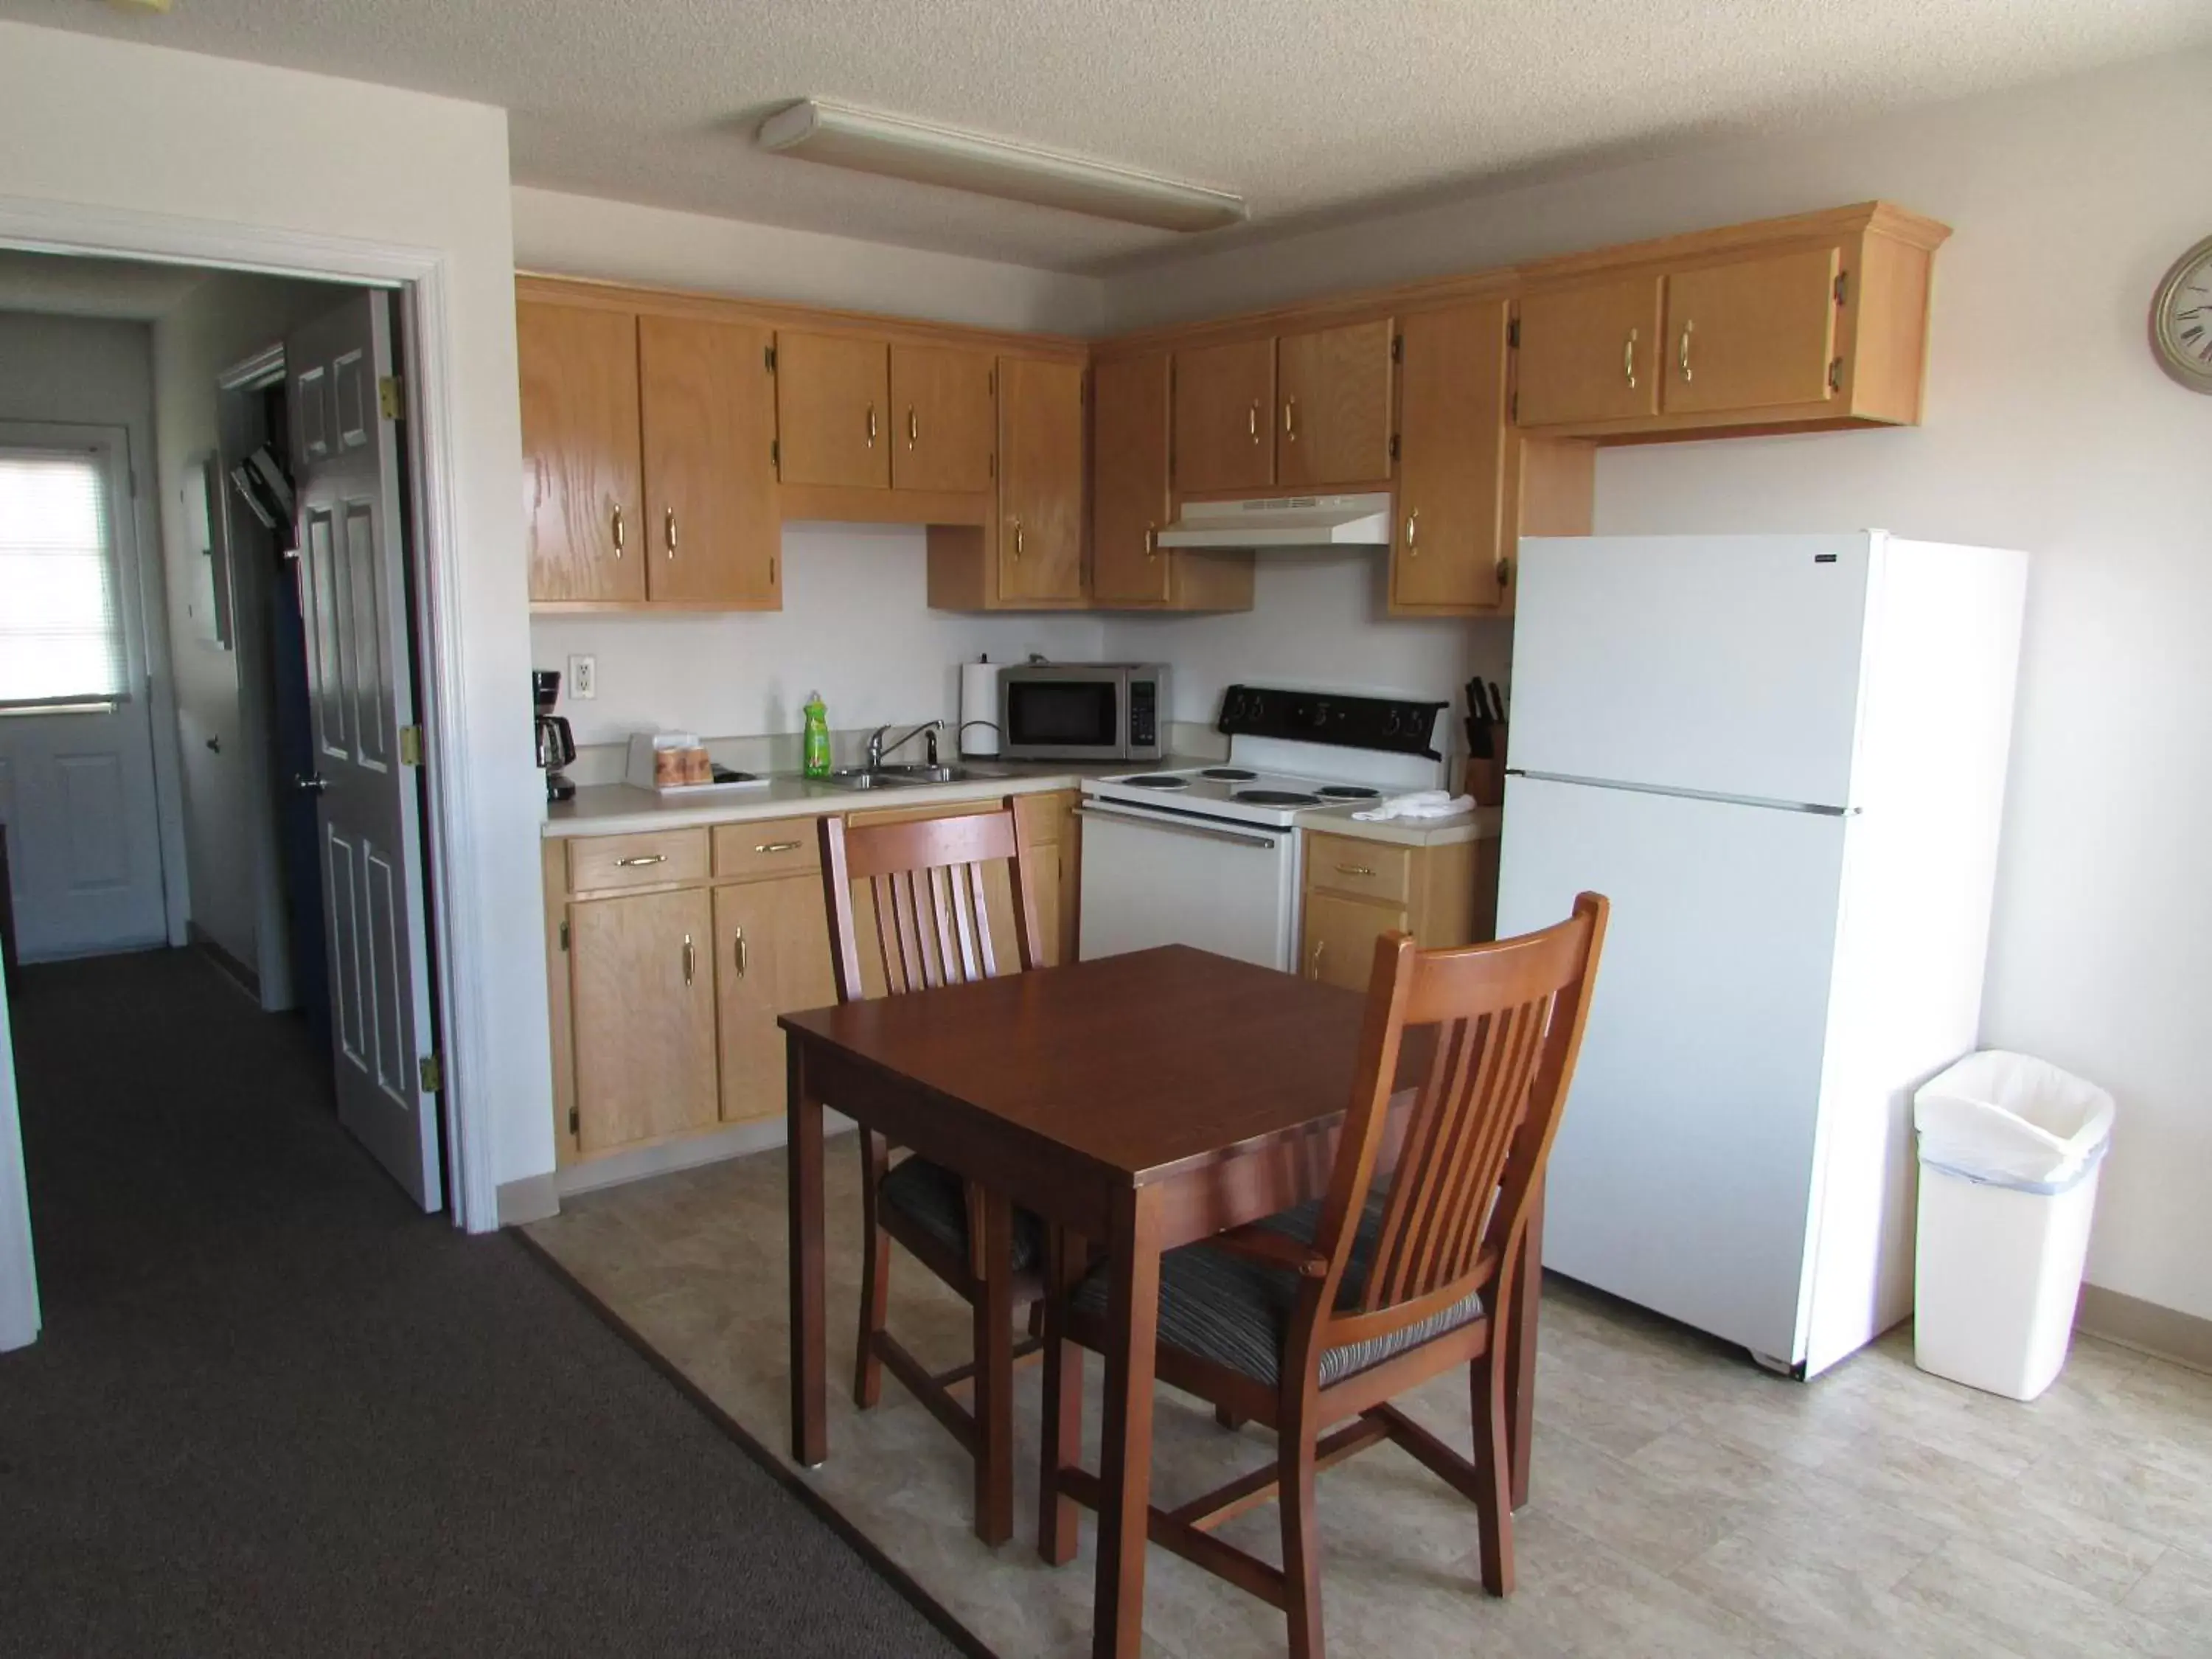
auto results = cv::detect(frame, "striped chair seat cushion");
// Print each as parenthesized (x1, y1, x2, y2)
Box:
(880, 1155, 1046, 1276)
(1071, 1192, 1485, 1388)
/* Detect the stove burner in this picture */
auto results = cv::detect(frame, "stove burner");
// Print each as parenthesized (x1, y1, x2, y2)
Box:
(1123, 773, 1189, 789)
(1234, 789, 1323, 807)
(1200, 767, 1258, 781)
(1318, 785, 1380, 801)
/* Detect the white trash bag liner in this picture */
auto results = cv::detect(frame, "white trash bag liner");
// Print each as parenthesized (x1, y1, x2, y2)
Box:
(1913, 1051, 2114, 1194)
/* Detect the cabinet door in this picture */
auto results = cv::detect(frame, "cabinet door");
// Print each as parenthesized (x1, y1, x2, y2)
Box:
(1276, 319, 1394, 487)
(775, 331, 891, 488)
(640, 315, 779, 606)
(890, 344, 995, 493)
(1515, 277, 1663, 427)
(997, 357, 1085, 604)
(569, 886, 717, 1152)
(1662, 246, 1841, 415)
(1300, 890, 1408, 993)
(1392, 301, 1511, 612)
(518, 300, 644, 602)
(713, 874, 836, 1124)
(1090, 352, 1173, 605)
(1172, 337, 1275, 494)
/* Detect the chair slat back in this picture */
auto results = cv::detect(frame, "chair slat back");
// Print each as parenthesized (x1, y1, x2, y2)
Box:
(818, 802, 1044, 1004)
(1310, 895, 1609, 1338)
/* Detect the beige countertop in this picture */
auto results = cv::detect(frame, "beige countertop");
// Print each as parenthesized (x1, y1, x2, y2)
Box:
(544, 762, 1500, 847)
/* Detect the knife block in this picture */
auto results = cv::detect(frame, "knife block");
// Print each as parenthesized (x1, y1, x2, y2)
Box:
(1461, 723, 1508, 807)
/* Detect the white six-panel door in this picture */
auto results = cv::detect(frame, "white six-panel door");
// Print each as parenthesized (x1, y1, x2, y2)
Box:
(288, 293, 441, 1210)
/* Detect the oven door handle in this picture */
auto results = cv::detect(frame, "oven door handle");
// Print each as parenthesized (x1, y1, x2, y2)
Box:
(1074, 802, 1284, 850)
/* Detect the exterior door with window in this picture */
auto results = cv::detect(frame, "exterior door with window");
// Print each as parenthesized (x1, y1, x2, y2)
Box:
(288, 293, 442, 1210)
(0, 425, 168, 960)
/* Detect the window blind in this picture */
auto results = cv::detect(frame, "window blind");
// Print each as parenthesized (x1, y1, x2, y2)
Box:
(0, 447, 127, 707)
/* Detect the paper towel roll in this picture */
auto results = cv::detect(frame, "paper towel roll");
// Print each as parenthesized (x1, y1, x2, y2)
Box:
(959, 659, 1004, 757)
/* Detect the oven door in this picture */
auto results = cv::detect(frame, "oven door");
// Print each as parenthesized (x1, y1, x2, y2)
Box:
(1075, 799, 1298, 971)
(1001, 671, 1127, 760)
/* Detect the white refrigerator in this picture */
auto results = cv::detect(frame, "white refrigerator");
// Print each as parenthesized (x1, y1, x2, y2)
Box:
(1498, 532, 2026, 1377)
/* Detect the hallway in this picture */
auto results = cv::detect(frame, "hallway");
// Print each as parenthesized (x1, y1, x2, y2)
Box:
(0, 949, 967, 1657)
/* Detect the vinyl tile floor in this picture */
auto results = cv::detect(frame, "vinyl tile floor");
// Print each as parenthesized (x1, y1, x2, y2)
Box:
(529, 1145, 2212, 1659)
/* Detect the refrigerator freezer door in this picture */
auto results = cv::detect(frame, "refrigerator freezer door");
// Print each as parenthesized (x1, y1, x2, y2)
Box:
(1498, 773, 1849, 1363)
(1512, 534, 1874, 810)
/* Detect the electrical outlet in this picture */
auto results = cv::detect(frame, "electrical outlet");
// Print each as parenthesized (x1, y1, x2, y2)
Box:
(568, 654, 596, 700)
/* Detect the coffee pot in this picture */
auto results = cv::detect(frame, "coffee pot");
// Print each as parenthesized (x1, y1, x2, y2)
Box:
(533, 670, 577, 802)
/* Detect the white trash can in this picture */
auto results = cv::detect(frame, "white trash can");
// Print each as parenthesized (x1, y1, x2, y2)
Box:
(1913, 1051, 2114, 1401)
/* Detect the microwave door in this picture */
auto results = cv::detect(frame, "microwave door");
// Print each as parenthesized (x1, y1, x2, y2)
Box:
(1003, 672, 1127, 759)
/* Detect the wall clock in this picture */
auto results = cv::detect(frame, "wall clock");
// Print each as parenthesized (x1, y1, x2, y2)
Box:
(2150, 234, 2212, 392)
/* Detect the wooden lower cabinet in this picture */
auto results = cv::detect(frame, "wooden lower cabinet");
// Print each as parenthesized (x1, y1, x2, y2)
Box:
(1297, 832, 1499, 993)
(713, 872, 835, 1125)
(568, 884, 719, 1153)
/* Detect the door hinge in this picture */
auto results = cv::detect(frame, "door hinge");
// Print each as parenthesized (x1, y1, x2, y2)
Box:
(1828, 357, 1844, 392)
(418, 1053, 443, 1094)
(559, 918, 570, 953)
(1391, 333, 1402, 363)
(1834, 272, 1848, 307)
(1388, 433, 1400, 462)
(568, 1105, 580, 1137)
(378, 375, 406, 422)
(1507, 318, 1521, 349)
(397, 724, 423, 766)
(765, 343, 777, 372)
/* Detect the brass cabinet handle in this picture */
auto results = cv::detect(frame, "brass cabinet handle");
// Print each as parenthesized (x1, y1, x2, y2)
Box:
(1405, 508, 1419, 556)
(614, 853, 667, 868)
(1624, 328, 1638, 389)
(1144, 524, 1157, 561)
(732, 925, 748, 978)
(1283, 397, 1298, 440)
(611, 504, 625, 558)
(866, 404, 877, 448)
(906, 406, 917, 448)
(1309, 938, 1326, 980)
(682, 933, 695, 985)
(754, 840, 802, 854)
(1337, 863, 1376, 877)
(664, 507, 678, 559)
(1678, 320, 1694, 382)
(1496, 556, 1512, 588)
(1248, 401, 1260, 442)
(1011, 518, 1024, 559)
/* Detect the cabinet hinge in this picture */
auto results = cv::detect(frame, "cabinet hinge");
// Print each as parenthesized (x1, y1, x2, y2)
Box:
(418, 1053, 442, 1094)
(1391, 333, 1402, 364)
(1510, 389, 1519, 422)
(988, 451, 996, 479)
(765, 344, 776, 372)
(771, 437, 779, 471)
(1833, 272, 1848, 307)
(378, 375, 406, 422)
(1827, 357, 1844, 393)
(1388, 434, 1400, 462)
(397, 724, 423, 766)
(768, 554, 777, 584)
(987, 368, 995, 395)
(559, 918, 570, 953)
(568, 1105, 580, 1137)
(1507, 318, 1520, 349)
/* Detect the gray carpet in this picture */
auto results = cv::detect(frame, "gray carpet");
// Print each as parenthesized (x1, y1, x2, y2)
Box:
(0, 948, 972, 1658)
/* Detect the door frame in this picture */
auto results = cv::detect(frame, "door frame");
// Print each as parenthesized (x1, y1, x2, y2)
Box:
(0, 197, 500, 1233)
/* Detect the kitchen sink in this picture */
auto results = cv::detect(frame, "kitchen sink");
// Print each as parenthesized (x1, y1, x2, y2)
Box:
(826, 764, 973, 790)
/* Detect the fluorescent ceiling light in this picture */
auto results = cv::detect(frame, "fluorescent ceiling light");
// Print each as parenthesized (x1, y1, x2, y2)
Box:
(757, 100, 1246, 234)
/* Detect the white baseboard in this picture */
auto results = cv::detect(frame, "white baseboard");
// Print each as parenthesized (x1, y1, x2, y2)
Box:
(2077, 1283, 2212, 1375)
(548, 1110, 856, 1203)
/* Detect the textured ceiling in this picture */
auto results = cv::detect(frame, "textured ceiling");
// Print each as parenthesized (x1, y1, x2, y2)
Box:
(4, 0, 2205, 274)
(0, 249, 205, 319)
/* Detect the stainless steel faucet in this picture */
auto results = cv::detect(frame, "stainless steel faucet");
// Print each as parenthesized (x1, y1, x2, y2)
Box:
(866, 719, 943, 769)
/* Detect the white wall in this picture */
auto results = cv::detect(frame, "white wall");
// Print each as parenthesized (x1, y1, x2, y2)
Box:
(1116, 51, 2212, 1322)
(0, 21, 549, 1205)
(512, 187, 1107, 336)
(150, 272, 335, 971)
(0, 309, 182, 942)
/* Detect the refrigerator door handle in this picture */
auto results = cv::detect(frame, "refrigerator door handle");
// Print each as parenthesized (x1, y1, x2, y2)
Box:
(1508, 768, 1859, 817)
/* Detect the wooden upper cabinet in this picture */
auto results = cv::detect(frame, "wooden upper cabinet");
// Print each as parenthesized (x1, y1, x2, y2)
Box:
(1662, 246, 1841, 415)
(639, 315, 779, 607)
(1515, 276, 1664, 428)
(1276, 319, 1394, 488)
(1090, 352, 1172, 606)
(889, 344, 995, 493)
(775, 331, 891, 489)
(1391, 301, 1512, 614)
(997, 356, 1085, 604)
(518, 300, 645, 603)
(1172, 337, 1275, 495)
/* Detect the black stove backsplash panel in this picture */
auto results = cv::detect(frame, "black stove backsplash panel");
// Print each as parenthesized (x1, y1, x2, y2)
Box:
(1216, 685, 1447, 759)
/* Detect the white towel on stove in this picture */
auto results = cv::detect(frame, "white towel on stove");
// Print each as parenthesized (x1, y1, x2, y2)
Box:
(1350, 790, 1475, 821)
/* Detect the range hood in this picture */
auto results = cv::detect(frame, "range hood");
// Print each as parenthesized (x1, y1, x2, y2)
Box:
(1155, 492, 1392, 551)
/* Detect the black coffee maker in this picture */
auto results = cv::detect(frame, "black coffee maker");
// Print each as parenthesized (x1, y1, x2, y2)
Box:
(534, 670, 577, 802)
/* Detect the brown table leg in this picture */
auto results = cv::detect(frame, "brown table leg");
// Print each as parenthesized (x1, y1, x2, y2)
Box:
(1093, 1184, 1163, 1659)
(972, 1189, 1015, 1545)
(1038, 1226, 1085, 1566)
(1507, 1176, 1543, 1511)
(787, 1040, 827, 1468)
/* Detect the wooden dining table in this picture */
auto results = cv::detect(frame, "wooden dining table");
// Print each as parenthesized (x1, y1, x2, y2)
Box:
(781, 943, 1543, 1659)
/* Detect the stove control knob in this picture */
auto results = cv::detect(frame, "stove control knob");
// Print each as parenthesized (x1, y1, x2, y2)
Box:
(1383, 709, 1401, 735)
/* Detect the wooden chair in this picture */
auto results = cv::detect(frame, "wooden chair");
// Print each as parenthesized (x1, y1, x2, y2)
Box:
(1037, 894, 1610, 1658)
(815, 799, 1049, 1545)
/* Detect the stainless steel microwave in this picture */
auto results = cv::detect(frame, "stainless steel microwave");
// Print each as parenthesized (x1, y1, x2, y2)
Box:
(999, 664, 1167, 762)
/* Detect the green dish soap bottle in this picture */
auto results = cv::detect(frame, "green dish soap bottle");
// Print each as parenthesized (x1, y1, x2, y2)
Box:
(802, 690, 832, 779)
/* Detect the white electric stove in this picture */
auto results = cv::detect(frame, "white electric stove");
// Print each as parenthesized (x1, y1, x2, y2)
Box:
(1078, 686, 1451, 971)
